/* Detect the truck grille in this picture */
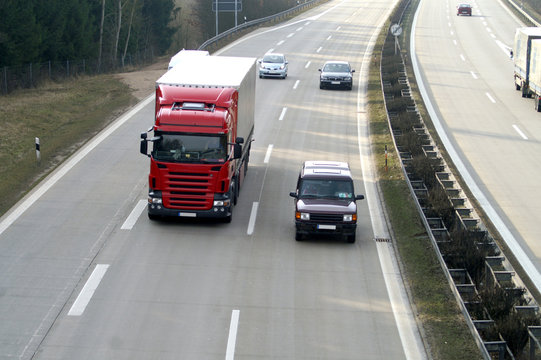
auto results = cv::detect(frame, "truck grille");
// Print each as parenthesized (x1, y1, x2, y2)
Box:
(310, 213, 343, 222)
(163, 171, 214, 210)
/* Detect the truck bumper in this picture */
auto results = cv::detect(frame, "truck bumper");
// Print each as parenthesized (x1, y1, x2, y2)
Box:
(148, 203, 232, 219)
(294, 221, 357, 236)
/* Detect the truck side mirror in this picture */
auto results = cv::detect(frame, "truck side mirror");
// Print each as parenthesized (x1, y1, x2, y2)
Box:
(233, 143, 242, 159)
(140, 132, 148, 156)
(235, 137, 244, 144)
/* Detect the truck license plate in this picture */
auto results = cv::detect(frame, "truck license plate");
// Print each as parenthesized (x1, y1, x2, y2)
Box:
(318, 224, 336, 230)
(179, 212, 196, 217)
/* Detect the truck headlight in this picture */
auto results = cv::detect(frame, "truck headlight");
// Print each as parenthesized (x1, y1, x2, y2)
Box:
(148, 191, 162, 204)
(214, 199, 231, 207)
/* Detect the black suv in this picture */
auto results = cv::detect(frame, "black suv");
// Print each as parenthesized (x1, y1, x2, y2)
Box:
(289, 161, 364, 243)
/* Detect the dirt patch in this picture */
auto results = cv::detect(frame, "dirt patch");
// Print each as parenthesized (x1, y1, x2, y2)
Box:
(115, 60, 168, 101)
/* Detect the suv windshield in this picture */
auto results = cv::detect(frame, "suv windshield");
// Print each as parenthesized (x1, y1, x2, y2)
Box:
(299, 179, 354, 200)
(152, 133, 227, 163)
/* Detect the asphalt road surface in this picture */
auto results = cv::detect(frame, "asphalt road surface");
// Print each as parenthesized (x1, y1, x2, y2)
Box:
(0, 1, 427, 359)
(413, 0, 541, 292)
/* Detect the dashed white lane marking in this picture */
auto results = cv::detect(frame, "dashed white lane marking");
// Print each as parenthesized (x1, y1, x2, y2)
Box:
(247, 202, 259, 235)
(264, 145, 273, 164)
(316, 46, 323, 53)
(513, 125, 528, 140)
(293, 80, 300, 89)
(68, 264, 110, 316)
(279, 107, 288, 121)
(470, 71, 478, 79)
(225, 310, 240, 360)
(305, 61, 311, 68)
(121, 200, 147, 230)
(486, 92, 496, 103)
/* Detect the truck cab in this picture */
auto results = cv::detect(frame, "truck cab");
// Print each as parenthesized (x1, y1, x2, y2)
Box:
(289, 161, 365, 243)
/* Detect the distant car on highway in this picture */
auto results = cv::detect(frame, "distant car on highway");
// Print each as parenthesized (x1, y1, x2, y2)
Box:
(289, 161, 364, 243)
(258, 53, 288, 79)
(318, 61, 355, 90)
(457, 3, 472, 16)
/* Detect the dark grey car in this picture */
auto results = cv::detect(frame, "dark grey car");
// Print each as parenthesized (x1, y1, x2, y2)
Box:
(319, 61, 355, 90)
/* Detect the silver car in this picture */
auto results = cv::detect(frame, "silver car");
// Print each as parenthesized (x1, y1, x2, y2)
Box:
(258, 53, 288, 79)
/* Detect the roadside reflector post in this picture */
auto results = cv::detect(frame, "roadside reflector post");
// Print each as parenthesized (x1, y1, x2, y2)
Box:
(385, 145, 388, 172)
(35, 137, 41, 165)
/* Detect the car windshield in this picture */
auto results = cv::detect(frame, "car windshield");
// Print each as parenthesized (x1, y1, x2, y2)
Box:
(262, 54, 284, 63)
(323, 63, 350, 72)
(152, 132, 227, 163)
(299, 179, 354, 200)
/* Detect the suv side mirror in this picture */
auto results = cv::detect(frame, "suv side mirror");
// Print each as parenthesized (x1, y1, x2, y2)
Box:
(289, 192, 298, 198)
(355, 194, 365, 201)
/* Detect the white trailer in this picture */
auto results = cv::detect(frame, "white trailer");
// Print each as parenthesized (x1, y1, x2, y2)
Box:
(513, 27, 541, 111)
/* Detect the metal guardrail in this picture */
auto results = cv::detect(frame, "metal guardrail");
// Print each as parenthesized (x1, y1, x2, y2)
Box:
(198, 0, 328, 51)
(506, 0, 541, 27)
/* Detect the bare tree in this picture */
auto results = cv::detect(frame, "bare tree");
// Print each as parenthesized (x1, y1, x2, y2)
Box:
(98, 0, 106, 71)
(122, 0, 137, 67)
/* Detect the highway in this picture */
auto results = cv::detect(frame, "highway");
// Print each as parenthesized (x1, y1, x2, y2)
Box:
(0, 1, 427, 359)
(413, 0, 541, 290)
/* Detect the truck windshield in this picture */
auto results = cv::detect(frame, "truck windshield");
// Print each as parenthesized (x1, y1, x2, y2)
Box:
(299, 179, 354, 200)
(152, 133, 227, 163)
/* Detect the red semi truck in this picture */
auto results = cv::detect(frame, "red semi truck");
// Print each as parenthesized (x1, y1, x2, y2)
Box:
(140, 55, 256, 222)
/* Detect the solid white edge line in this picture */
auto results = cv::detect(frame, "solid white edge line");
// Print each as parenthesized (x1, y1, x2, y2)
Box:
(247, 202, 259, 235)
(356, 3, 427, 359)
(412, 0, 541, 293)
(0, 94, 154, 237)
(121, 199, 147, 230)
(68, 264, 110, 316)
(263, 145, 273, 164)
(512, 124, 528, 140)
(225, 309, 240, 360)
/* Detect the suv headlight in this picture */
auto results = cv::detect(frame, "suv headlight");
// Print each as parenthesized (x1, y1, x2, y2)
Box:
(296, 212, 310, 220)
(343, 214, 357, 222)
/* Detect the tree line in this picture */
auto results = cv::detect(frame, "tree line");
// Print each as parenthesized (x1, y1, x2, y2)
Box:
(0, 0, 175, 68)
(0, 0, 303, 69)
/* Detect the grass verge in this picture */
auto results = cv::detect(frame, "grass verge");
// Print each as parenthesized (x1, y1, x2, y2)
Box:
(0, 75, 137, 216)
(367, 12, 484, 360)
